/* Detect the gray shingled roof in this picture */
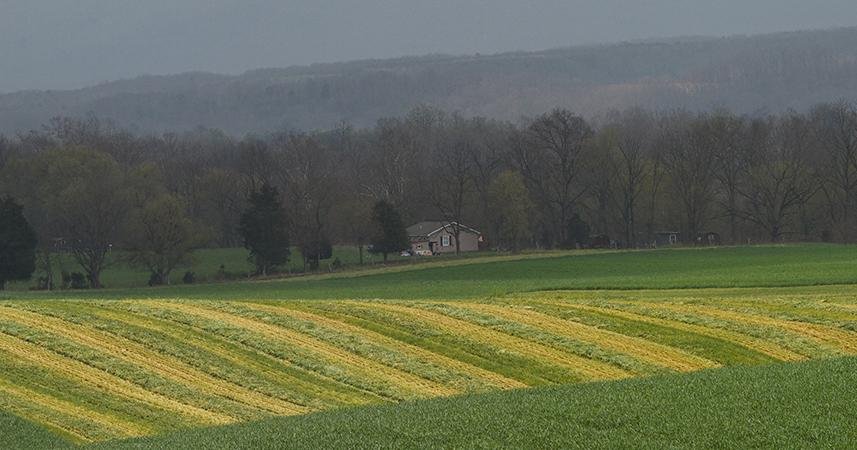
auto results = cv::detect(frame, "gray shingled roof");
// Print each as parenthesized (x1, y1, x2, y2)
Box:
(406, 221, 480, 238)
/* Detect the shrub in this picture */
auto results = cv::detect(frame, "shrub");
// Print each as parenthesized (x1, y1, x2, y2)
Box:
(34, 276, 50, 291)
(68, 272, 88, 290)
(148, 272, 162, 287)
(563, 214, 591, 249)
(182, 271, 196, 284)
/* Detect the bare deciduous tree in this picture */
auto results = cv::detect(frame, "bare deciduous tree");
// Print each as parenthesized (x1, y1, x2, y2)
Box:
(706, 112, 748, 244)
(514, 109, 593, 247)
(813, 102, 857, 242)
(425, 119, 476, 255)
(660, 114, 718, 241)
(276, 134, 338, 271)
(602, 110, 653, 246)
(737, 115, 819, 242)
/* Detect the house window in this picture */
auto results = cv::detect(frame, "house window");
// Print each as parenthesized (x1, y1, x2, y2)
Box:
(442, 236, 451, 247)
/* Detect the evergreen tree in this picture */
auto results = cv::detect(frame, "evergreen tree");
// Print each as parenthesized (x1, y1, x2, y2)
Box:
(239, 184, 290, 275)
(369, 200, 409, 262)
(0, 197, 38, 290)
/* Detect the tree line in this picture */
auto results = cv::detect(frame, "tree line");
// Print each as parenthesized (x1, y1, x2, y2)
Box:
(1, 102, 856, 288)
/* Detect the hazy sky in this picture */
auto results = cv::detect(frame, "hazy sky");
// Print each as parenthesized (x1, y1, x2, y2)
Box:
(2, 0, 857, 93)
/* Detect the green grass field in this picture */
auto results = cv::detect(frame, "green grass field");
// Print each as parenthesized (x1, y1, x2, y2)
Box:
(1, 244, 857, 448)
(7, 244, 857, 301)
(0, 411, 69, 449)
(95, 356, 857, 449)
(6, 245, 411, 291)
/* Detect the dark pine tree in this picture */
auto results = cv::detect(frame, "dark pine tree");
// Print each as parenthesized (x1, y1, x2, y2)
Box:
(0, 197, 38, 290)
(369, 200, 409, 262)
(239, 184, 290, 276)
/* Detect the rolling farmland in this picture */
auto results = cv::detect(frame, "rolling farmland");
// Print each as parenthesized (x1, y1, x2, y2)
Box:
(96, 356, 857, 449)
(4, 269, 857, 446)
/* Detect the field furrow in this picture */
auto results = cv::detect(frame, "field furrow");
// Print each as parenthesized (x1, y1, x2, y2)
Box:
(298, 302, 568, 385)
(672, 297, 857, 324)
(412, 302, 664, 375)
(461, 302, 719, 372)
(207, 302, 485, 392)
(0, 377, 149, 442)
(132, 302, 399, 403)
(594, 301, 838, 359)
(0, 345, 202, 438)
(106, 301, 379, 407)
(0, 331, 234, 426)
(552, 302, 806, 362)
(0, 306, 307, 417)
(148, 301, 459, 399)
(647, 303, 857, 354)
(360, 302, 633, 381)
(244, 302, 526, 390)
(84, 306, 350, 410)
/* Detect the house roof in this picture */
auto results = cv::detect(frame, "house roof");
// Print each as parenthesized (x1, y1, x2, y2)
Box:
(407, 221, 481, 239)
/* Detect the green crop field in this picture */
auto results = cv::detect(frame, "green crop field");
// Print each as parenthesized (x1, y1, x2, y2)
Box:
(2, 244, 857, 448)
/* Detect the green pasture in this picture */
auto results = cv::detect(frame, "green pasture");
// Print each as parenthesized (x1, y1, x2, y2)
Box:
(6, 245, 411, 292)
(95, 356, 857, 449)
(7, 244, 857, 301)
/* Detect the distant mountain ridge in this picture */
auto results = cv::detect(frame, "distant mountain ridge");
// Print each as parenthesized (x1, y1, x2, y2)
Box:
(3, 26, 857, 135)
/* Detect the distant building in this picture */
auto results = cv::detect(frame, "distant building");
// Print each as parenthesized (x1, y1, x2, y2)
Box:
(407, 221, 482, 255)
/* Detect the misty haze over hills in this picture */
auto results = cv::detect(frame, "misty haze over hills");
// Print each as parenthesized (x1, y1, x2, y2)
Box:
(5, 0, 857, 93)
(3, 26, 857, 135)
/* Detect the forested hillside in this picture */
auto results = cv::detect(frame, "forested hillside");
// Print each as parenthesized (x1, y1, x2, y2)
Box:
(3, 27, 857, 134)
(4, 100, 857, 289)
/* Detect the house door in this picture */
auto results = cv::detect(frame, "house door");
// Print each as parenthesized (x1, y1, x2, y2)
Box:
(429, 241, 436, 254)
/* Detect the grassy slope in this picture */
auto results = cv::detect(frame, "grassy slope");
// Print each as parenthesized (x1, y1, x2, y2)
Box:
(8, 244, 857, 301)
(3, 244, 857, 447)
(97, 356, 857, 449)
(0, 411, 70, 450)
(3, 284, 857, 444)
